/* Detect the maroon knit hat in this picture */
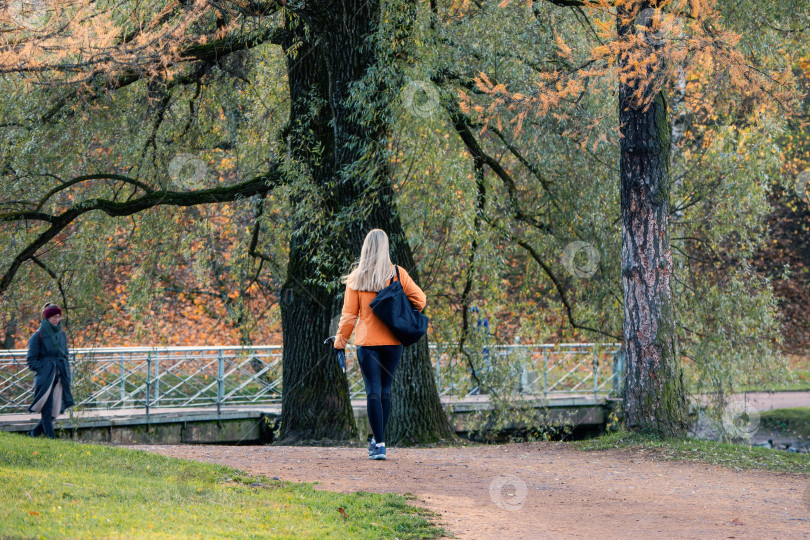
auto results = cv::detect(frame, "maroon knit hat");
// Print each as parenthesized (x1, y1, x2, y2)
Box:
(42, 305, 62, 319)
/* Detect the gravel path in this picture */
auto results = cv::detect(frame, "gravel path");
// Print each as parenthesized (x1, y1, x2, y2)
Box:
(132, 443, 809, 539)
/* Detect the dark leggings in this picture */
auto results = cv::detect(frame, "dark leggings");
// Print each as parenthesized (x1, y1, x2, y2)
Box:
(357, 345, 403, 444)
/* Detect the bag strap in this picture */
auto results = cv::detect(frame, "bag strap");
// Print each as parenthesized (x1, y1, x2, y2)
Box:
(389, 265, 400, 286)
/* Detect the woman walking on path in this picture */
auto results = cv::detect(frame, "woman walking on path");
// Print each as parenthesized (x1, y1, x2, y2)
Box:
(334, 229, 426, 460)
(27, 303, 74, 439)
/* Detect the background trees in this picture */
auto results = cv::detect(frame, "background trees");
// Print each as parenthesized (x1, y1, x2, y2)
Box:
(0, 0, 455, 443)
(416, 0, 806, 434)
(1, 0, 808, 437)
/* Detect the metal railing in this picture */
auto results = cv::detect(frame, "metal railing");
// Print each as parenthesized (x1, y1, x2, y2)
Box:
(432, 342, 623, 399)
(0, 343, 622, 414)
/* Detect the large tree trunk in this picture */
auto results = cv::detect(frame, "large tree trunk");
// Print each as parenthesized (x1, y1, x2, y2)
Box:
(386, 232, 455, 444)
(618, 2, 687, 436)
(278, 18, 357, 443)
(282, 0, 454, 445)
(321, 0, 453, 445)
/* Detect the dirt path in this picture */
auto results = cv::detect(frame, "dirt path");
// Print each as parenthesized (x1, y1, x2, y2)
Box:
(734, 391, 810, 411)
(134, 443, 809, 539)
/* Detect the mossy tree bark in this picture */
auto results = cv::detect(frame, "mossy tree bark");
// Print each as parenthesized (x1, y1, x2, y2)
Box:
(311, 0, 453, 445)
(618, 2, 687, 437)
(278, 1, 454, 444)
(387, 240, 456, 445)
(277, 17, 357, 443)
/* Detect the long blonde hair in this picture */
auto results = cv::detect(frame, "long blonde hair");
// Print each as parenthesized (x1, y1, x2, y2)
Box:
(343, 229, 393, 292)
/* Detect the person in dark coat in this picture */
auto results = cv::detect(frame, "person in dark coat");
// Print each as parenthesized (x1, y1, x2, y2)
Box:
(27, 303, 74, 438)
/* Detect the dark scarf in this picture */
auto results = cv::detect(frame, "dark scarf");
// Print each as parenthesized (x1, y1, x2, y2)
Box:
(39, 318, 62, 352)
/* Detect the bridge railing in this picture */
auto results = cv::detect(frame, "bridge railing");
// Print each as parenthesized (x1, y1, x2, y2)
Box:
(428, 342, 622, 399)
(0, 343, 622, 414)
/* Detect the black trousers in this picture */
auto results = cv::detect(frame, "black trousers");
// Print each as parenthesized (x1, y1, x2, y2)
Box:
(30, 377, 58, 439)
(357, 345, 403, 444)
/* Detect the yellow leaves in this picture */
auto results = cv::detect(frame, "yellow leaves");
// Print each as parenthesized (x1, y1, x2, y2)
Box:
(514, 110, 527, 136)
(592, 132, 608, 153)
(775, 68, 794, 87)
(491, 82, 508, 95)
(1, 0, 214, 86)
(591, 16, 615, 35)
(459, 96, 471, 115)
(474, 72, 496, 95)
(554, 34, 574, 62)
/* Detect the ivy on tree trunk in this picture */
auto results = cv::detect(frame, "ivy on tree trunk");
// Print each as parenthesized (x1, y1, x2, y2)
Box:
(278, 0, 454, 444)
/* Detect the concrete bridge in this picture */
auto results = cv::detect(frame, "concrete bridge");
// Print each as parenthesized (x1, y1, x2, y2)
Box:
(0, 344, 622, 443)
(0, 395, 615, 444)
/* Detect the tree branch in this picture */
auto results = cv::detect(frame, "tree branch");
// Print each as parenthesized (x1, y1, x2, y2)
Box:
(439, 74, 618, 341)
(35, 174, 155, 211)
(31, 256, 71, 334)
(37, 26, 287, 124)
(457, 155, 486, 390)
(444, 95, 551, 234)
(0, 168, 285, 297)
(516, 238, 621, 340)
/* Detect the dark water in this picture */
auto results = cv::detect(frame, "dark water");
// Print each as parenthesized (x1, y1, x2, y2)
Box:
(689, 409, 810, 453)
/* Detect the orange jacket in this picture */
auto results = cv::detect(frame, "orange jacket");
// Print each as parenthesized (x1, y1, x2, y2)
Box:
(334, 265, 426, 349)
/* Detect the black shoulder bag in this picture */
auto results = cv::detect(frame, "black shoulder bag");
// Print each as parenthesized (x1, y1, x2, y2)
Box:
(369, 266, 428, 346)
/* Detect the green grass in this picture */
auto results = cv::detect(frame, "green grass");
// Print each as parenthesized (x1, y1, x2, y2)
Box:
(685, 372, 810, 393)
(734, 354, 810, 392)
(684, 355, 810, 393)
(0, 433, 445, 539)
(760, 407, 810, 439)
(572, 429, 810, 475)
(734, 372, 810, 393)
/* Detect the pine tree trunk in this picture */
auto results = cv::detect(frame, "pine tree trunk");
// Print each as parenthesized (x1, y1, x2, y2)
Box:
(618, 2, 687, 437)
